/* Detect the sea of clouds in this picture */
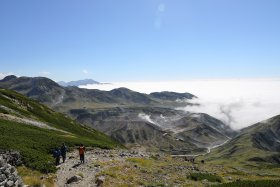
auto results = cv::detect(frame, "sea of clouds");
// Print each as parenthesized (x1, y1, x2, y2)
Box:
(81, 79, 280, 130)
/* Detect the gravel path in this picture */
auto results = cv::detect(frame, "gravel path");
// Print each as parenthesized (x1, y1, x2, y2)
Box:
(55, 151, 100, 187)
(55, 149, 150, 187)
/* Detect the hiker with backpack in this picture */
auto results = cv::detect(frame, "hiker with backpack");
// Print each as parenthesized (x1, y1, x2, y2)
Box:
(78, 144, 86, 164)
(53, 147, 61, 166)
(60, 143, 68, 163)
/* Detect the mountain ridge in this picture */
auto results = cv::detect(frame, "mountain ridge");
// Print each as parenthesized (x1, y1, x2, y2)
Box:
(58, 79, 100, 87)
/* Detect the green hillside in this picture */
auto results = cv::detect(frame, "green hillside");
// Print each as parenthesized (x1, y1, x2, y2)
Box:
(203, 115, 280, 168)
(0, 89, 121, 173)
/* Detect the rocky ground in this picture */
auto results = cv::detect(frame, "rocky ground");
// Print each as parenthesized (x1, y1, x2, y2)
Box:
(53, 148, 280, 187)
(55, 148, 152, 187)
(54, 148, 223, 187)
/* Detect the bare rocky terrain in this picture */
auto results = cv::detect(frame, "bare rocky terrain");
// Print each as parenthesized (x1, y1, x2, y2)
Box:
(54, 147, 280, 187)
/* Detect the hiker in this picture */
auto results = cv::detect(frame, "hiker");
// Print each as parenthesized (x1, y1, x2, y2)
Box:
(78, 144, 86, 164)
(60, 143, 68, 163)
(53, 147, 61, 166)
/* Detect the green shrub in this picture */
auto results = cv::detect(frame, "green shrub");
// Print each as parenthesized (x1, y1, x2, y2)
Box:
(188, 172, 223, 183)
(211, 180, 280, 187)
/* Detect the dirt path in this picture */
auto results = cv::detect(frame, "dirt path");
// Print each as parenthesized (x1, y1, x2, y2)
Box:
(55, 149, 150, 187)
(55, 151, 100, 187)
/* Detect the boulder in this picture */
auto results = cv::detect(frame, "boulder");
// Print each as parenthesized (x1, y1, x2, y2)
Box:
(66, 175, 82, 184)
(95, 176, 105, 187)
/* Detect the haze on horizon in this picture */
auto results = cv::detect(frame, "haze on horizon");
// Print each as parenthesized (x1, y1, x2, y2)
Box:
(80, 79, 280, 130)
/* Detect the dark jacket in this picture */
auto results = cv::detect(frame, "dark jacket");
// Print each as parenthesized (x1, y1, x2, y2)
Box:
(61, 145, 67, 155)
(53, 149, 61, 158)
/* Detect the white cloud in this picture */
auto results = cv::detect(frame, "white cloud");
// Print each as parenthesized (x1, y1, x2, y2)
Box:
(41, 71, 51, 75)
(80, 79, 280, 130)
(82, 69, 89, 74)
(0, 72, 14, 80)
(155, 3, 165, 29)
(158, 3, 165, 12)
(37, 71, 51, 77)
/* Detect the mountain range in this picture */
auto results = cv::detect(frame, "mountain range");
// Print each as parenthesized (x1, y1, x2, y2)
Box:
(0, 75, 234, 154)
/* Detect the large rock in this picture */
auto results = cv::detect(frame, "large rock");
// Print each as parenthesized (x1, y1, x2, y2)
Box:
(95, 176, 105, 187)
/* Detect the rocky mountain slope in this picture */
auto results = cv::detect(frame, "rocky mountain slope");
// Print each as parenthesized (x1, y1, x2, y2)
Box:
(205, 115, 280, 165)
(71, 107, 235, 154)
(0, 76, 235, 154)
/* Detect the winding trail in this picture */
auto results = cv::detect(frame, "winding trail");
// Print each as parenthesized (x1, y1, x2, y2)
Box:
(171, 139, 230, 158)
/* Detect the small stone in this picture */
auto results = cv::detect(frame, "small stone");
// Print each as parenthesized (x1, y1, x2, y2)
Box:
(8, 174, 17, 182)
(6, 180, 14, 187)
(14, 180, 19, 186)
(0, 179, 7, 186)
(202, 179, 208, 183)
(9, 167, 15, 174)
(0, 174, 6, 182)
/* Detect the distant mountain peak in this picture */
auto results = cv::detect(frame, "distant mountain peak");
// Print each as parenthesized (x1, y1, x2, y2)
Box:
(149, 91, 196, 100)
(58, 79, 100, 87)
(0, 75, 17, 82)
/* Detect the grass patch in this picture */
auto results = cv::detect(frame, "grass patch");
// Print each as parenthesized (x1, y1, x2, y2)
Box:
(211, 180, 280, 187)
(188, 172, 223, 183)
(77, 172, 84, 178)
(126, 158, 153, 167)
(17, 166, 55, 187)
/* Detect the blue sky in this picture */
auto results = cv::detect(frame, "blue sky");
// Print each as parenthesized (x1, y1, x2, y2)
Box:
(0, 0, 280, 82)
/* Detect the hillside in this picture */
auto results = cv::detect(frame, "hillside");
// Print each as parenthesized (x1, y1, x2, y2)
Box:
(204, 115, 280, 165)
(0, 88, 121, 173)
